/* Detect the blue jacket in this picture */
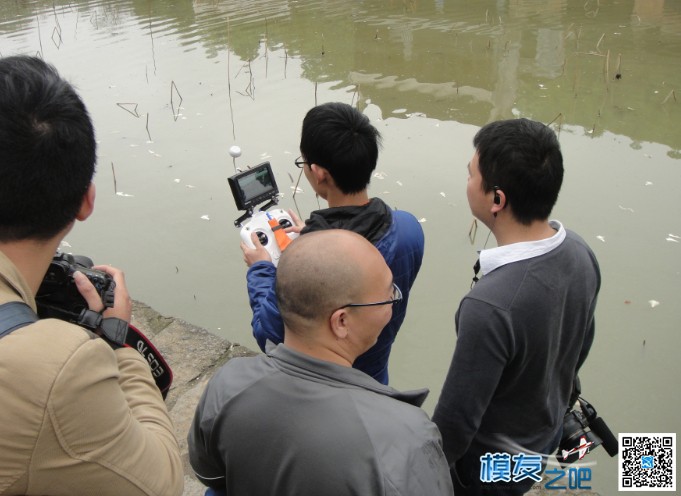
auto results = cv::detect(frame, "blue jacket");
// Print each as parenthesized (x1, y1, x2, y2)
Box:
(246, 203, 424, 384)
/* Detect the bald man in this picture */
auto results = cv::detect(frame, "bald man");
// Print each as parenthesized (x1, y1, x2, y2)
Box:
(188, 230, 453, 496)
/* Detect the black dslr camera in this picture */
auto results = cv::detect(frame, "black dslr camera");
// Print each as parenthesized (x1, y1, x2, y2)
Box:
(34, 252, 174, 399)
(36, 253, 116, 322)
(556, 396, 618, 466)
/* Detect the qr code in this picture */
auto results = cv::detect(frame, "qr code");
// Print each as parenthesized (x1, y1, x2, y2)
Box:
(619, 433, 676, 491)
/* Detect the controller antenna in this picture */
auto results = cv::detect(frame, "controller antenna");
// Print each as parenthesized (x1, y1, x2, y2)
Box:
(229, 145, 242, 172)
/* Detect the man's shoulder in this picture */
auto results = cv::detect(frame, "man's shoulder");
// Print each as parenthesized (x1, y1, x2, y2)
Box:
(390, 208, 422, 228)
(204, 353, 272, 398)
(377, 208, 424, 253)
(1, 319, 106, 376)
(3, 318, 95, 352)
(0, 319, 110, 423)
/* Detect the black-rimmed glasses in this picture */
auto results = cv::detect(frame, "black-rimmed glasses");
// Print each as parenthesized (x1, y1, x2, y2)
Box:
(294, 156, 309, 169)
(337, 283, 403, 310)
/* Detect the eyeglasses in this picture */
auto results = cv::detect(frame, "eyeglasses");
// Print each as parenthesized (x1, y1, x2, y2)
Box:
(337, 283, 403, 310)
(294, 156, 309, 169)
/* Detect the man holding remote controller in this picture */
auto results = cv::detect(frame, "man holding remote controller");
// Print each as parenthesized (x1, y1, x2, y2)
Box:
(241, 102, 424, 384)
(0, 56, 182, 495)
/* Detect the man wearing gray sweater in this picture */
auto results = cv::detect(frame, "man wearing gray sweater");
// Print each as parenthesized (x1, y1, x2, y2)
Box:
(433, 119, 600, 495)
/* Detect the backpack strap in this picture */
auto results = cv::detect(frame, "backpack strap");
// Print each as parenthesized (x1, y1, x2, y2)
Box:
(0, 301, 39, 338)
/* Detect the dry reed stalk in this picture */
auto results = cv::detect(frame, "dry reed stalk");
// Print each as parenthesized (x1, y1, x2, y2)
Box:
(596, 33, 605, 52)
(662, 90, 677, 104)
(116, 103, 140, 118)
(148, 15, 157, 75)
(36, 14, 44, 56)
(227, 17, 236, 141)
(264, 17, 269, 78)
(111, 162, 118, 194)
(170, 81, 183, 121)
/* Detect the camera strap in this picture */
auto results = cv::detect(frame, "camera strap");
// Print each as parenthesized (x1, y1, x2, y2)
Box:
(0, 301, 38, 338)
(74, 309, 173, 399)
(124, 324, 173, 399)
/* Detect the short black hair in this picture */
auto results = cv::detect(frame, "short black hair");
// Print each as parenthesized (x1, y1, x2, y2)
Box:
(473, 118, 563, 225)
(299, 102, 382, 194)
(0, 56, 96, 241)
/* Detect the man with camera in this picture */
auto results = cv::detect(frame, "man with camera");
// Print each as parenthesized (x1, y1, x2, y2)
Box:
(432, 119, 601, 495)
(0, 56, 182, 495)
(190, 229, 453, 496)
(241, 102, 425, 385)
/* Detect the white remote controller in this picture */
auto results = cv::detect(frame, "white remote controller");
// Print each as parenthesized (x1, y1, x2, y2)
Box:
(240, 209, 299, 266)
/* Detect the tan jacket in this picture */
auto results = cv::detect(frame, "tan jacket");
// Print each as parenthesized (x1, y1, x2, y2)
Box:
(0, 252, 183, 496)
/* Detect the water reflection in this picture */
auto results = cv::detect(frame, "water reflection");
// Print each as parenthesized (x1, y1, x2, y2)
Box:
(3, 0, 679, 150)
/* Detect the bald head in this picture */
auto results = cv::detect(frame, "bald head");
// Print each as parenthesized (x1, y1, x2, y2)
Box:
(275, 230, 387, 334)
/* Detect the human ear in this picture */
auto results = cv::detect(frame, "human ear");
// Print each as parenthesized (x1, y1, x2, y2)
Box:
(329, 308, 350, 340)
(310, 164, 329, 185)
(75, 182, 96, 221)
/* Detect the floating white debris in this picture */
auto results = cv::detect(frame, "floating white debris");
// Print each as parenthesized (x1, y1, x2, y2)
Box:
(392, 108, 407, 114)
(666, 237, 679, 243)
(186, 185, 195, 189)
(116, 192, 134, 197)
(146, 140, 153, 144)
(645, 181, 653, 186)
(440, 192, 447, 198)
(396, 181, 403, 186)
(130, 144, 138, 147)
(596, 235, 606, 242)
(60, 241, 72, 248)
(418, 218, 427, 223)
(200, 215, 210, 221)
(373, 172, 387, 180)
(618, 205, 634, 212)
(382, 191, 391, 194)
(174, 179, 181, 183)
(669, 233, 680, 239)
(290, 186, 304, 194)
(648, 300, 660, 308)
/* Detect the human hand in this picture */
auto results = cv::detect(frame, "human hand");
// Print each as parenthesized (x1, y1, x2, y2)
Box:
(285, 209, 305, 234)
(241, 232, 272, 267)
(73, 265, 132, 323)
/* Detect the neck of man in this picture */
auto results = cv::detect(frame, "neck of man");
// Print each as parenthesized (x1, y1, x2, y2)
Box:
(284, 329, 354, 368)
(492, 216, 556, 247)
(0, 236, 64, 295)
(325, 188, 370, 209)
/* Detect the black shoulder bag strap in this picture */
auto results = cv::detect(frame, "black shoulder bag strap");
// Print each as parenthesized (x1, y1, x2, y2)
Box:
(0, 301, 38, 338)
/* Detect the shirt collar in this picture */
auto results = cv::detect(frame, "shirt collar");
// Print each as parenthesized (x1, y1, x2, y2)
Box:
(266, 342, 430, 407)
(479, 220, 566, 276)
